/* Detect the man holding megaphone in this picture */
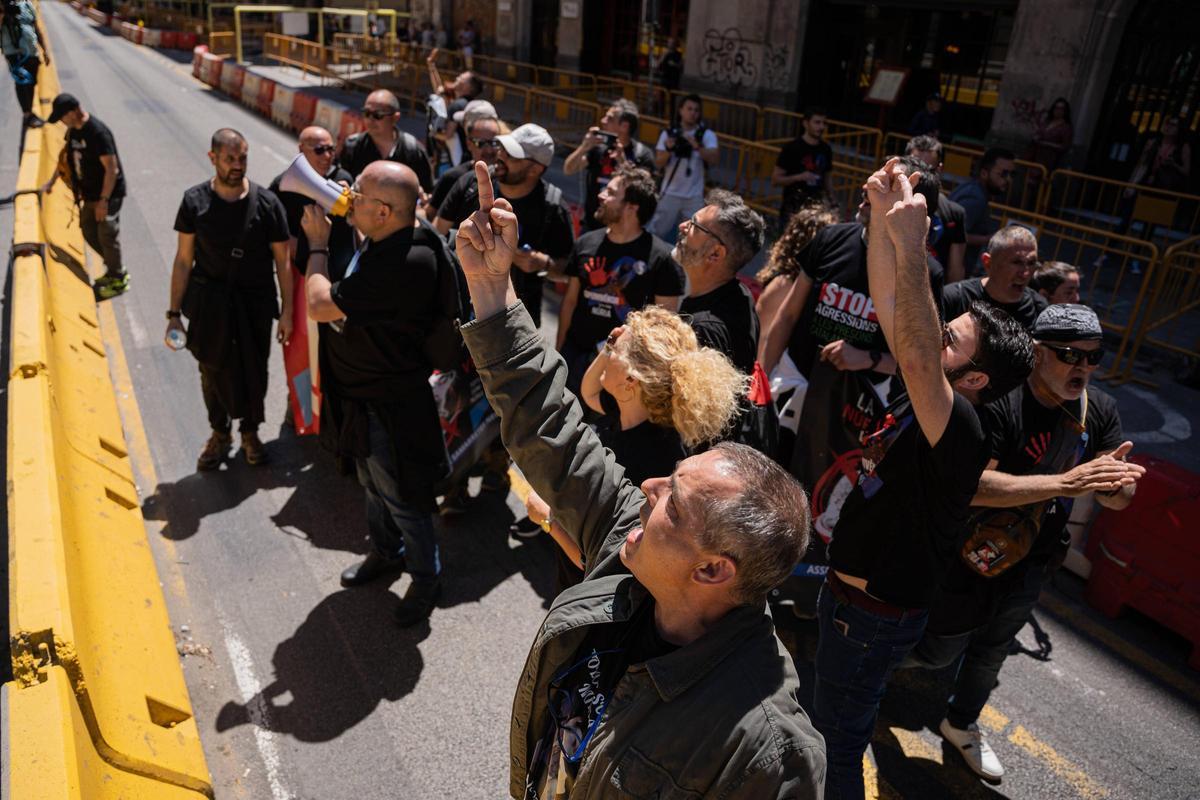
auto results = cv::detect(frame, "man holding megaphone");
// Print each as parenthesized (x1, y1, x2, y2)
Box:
(300, 160, 452, 628)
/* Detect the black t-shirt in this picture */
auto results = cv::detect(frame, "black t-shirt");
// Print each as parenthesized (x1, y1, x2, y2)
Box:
(326, 227, 438, 398)
(982, 383, 1124, 560)
(338, 127, 434, 192)
(428, 160, 472, 218)
(788, 222, 944, 378)
(527, 601, 676, 798)
(582, 140, 656, 228)
(596, 391, 687, 485)
(67, 115, 125, 201)
(173, 181, 290, 290)
(775, 136, 833, 213)
(268, 166, 356, 278)
(943, 277, 1048, 331)
(681, 278, 759, 375)
(829, 391, 989, 608)
(565, 229, 684, 351)
(929, 194, 966, 271)
(438, 173, 575, 306)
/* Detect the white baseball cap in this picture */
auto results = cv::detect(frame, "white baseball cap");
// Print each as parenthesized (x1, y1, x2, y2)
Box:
(495, 123, 555, 167)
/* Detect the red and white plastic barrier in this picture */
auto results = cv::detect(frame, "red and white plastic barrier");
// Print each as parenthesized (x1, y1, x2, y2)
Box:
(219, 61, 245, 101)
(271, 85, 297, 129)
(312, 99, 345, 140)
(198, 51, 224, 87)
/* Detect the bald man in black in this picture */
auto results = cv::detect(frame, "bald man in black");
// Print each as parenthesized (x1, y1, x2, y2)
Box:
(302, 161, 451, 627)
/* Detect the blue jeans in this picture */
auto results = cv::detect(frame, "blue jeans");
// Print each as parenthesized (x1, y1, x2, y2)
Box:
(355, 409, 440, 580)
(907, 564, 1044, 729)
(812, 582, 928, 800)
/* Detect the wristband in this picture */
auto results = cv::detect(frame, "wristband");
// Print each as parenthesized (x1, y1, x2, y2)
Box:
(165, 309, 182, 320)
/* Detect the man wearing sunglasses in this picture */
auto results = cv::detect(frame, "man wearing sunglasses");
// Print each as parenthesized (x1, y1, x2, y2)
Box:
(424, 99, 500, 221)
(907, 303, 1142, 781)
(949, 146, 1015, 273)
(812, 159, 1035, 799)
(269, 126, 356, 285)
(301, 161, 451, 627)
(454, 160, 825, 800)
(338, 89, 433, 194)
(943, 224, 1047, 331)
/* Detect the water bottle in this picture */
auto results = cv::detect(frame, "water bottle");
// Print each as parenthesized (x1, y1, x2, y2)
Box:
(166, 328, 186, 351)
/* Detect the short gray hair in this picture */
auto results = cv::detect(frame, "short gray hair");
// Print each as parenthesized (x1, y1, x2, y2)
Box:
(695, 442, 810, 604)
(705, 189, 765, 271)
(987, 224, 1038, 256)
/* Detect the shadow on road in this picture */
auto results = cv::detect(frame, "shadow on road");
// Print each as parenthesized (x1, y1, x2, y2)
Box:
(214, 586, 430, 742)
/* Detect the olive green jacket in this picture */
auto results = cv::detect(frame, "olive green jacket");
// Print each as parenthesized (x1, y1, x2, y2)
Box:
(462, 303, 825, 800)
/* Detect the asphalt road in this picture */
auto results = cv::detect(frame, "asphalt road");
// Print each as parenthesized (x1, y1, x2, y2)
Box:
(9, 4, 1200, 798)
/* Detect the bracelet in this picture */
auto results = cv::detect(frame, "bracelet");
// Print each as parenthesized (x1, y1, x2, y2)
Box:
(165, 309, 182, 320)
(539, 512, 553, 534)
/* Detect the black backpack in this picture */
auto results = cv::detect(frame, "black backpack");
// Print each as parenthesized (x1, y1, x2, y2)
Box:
(412, 218, 472, 372)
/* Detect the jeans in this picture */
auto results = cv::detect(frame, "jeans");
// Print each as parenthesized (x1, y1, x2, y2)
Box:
(907, 564, 1045, 729)
(356, 409, 440, 580)
(648, 193, 704, 243)
(812, 582, 928, 800)
(81, 197, 124, 277)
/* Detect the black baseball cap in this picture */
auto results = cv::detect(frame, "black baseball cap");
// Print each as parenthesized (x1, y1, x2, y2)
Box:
(48, 93, 81, 123)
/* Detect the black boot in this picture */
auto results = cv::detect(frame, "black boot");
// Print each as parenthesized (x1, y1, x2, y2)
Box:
(394, 578, 441, 627)
(340, 551, 407, 587)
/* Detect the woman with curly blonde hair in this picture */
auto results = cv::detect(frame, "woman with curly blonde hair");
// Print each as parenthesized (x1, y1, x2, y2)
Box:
(755, 202, 837, 336)
(523, 305, 747, 586)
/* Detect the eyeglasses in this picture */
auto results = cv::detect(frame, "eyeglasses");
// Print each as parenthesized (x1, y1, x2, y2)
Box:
(685, 215, 725, 248)
(361, 108, 398, 120)
(942, 323, 980, 368)
(1043, 343, 1104, 366)
(310, 144, 335, 155)
(349, 183, 391, 211)
(469, 137, 499, 149)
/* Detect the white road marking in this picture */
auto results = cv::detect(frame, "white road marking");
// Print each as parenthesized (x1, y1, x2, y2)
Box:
(1123, 386, 1192, 444)
(122, 297, 149, 348)
(221, 622, 294, 800)
(260, 144, 291, 165)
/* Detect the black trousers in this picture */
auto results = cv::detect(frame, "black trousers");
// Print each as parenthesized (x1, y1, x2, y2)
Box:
(5, 55, 38, 115)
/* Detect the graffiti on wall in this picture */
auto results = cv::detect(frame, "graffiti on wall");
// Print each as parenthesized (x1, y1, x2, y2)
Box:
(699, 28, 791, 91)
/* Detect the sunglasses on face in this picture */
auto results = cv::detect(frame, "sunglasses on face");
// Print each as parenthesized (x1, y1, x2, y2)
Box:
(469, 137, 499, 149)
(311, 144, 335, 155)
(361, 108, 397, 120)
(1043, 344, 1104, 366)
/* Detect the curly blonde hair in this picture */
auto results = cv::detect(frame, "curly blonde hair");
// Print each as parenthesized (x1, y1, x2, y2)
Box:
(756, 201, 838, 286)
(615, 306, 748, 448)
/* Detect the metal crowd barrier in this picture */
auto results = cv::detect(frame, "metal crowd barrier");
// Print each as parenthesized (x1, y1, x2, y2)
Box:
(1044, 169, 1200, 254)
(1117, 234, 1200, 385)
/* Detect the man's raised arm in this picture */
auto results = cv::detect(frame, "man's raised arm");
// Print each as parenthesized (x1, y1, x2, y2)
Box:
(454, 162, 642, 570)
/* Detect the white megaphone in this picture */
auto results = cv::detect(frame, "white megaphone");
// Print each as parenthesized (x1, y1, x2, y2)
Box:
(279, 153, 351, 216)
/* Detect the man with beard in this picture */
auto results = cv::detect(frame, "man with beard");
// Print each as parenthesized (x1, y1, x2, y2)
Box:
(166, 129, 293, 468)
(453, 160, 826, 800)
(673, 190, 764, 375)
(949, 147, 1015, 272)
(433, 123, 574, 327)
(338, 89, 433, 193)
(811, 159, 1034, 800)
(562, 99, 656, 232)
(301, 161, 451, 626)
(943, 225, 1047, 330)
(908, 304, 1142, 781)
(556, 165, 683, 394)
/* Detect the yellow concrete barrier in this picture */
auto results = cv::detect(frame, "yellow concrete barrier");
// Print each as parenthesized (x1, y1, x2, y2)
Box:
(5, 10, 214, 799)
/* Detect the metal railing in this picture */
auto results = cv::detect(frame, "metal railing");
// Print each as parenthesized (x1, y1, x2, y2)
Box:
(1117, 234, 1200, 385)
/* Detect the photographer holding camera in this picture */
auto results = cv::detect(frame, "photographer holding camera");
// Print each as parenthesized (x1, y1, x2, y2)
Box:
(649, 94, 718, 241)
(563, 99, 655, 232)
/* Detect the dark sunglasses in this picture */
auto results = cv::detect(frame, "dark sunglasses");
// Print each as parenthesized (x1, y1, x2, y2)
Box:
(311, 144, 335, 155)
(469, 137, 499, 149)
(1043, 344, 1104, 366)
(361, 108, 397, 120)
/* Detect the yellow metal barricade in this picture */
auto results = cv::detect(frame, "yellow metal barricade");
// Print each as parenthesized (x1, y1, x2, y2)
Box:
(1117, 234, 1200, 384)
(1045, 169, 1200, 254)
(988, 203, 1160, 380)
(207, 28, 234, 55)
(666, 89, 759, 142)
(719, 134, 782, 224)
(263, 32, 327, 80)
(527, 89, 602, 149)
(761, 108, 882, 171)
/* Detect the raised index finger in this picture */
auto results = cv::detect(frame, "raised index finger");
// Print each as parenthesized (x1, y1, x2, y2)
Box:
(474, 160, 494, 212)
(899, 170, 917, 200)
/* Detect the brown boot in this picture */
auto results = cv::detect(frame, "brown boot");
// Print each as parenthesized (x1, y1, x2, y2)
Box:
(197, 431, 233, 471)
(241, 431, 268, 465)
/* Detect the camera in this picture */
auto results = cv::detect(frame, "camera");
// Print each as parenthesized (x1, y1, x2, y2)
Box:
(665, 126, 693, 159)
(595, 131, 618, 149)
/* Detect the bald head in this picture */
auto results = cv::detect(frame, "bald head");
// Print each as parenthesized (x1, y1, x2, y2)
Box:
(299, 126, 333, 148)
(365, 90, 400, 112)
(361, 161, 419, 221)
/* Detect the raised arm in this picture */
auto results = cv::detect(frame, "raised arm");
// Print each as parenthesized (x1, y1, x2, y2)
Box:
(455, 162, 642, 571)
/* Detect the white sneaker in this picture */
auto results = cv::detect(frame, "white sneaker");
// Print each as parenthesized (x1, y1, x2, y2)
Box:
(939, 718, 1005, 780)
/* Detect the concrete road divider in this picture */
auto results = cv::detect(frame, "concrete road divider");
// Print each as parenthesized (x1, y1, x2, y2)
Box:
(5, 19, 214, 798)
